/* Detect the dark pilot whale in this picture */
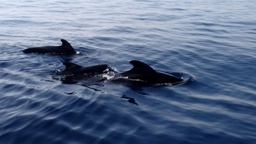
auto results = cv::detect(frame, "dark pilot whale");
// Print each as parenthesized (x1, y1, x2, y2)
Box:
(118, 60, 183, 84)
(56, 62, 109, 77)
(22, 39, 76, 55)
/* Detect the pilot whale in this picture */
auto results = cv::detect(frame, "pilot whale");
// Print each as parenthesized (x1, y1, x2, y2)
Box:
(118, 60, 183, 84)
(22, 39, 76, 55)
(56, 62, 109, 77)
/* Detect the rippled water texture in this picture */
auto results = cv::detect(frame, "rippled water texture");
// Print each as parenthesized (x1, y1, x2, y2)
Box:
(0, 0, 256, 144)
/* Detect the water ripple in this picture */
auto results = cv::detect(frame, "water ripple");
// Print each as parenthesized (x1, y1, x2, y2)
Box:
(0, 0, 256, 144)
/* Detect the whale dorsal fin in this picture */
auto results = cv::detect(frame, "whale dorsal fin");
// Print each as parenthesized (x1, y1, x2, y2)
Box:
(60, 39, 74, 49)
(129, 60, 155, 73)
(61, 39, 70, 47)
(63, 62, 82, 69)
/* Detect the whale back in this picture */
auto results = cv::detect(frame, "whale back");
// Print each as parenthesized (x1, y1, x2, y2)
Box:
(120, 60, 156, 79)
(60, 39, 76, 54)
(63, 62, 82, 69)
(120, 60, 183, 84)
(129, 60, 155, 74)
(22, 39, 76, 55)
(57, 62, 109, 76)
(56, 62, 82, 75)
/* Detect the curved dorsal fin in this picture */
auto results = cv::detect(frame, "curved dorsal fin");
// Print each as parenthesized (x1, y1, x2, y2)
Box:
(129, 60, 155, 73)
(60, 39, 71, 46)
(63, 62, 82, 69)
(60, 39, 73, 49)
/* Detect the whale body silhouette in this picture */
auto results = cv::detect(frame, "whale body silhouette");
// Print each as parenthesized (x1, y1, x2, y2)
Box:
(119, 60, 183, 84)
(56, 62, 109, 77)
(23, 39, 76, 55)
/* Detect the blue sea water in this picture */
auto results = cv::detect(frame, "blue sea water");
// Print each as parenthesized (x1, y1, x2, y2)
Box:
(0, 0, 256, 144)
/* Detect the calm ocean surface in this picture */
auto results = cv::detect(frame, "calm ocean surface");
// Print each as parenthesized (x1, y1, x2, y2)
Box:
(0, 0, 256, 144)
